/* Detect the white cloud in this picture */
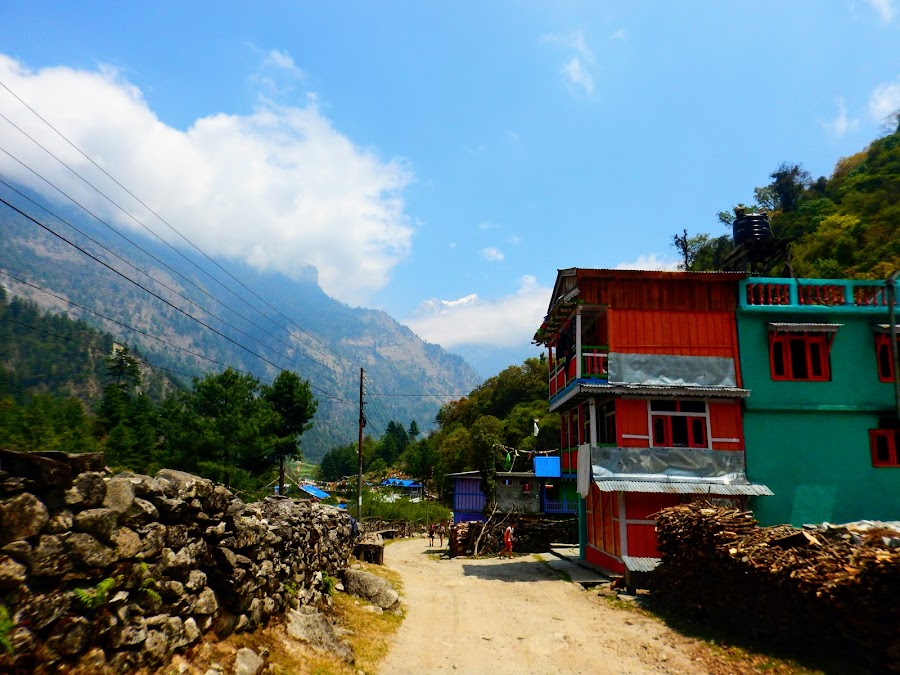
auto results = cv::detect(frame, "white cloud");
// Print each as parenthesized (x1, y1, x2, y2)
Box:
(404, 275, 550, 348)
(611, 28, 627, 40)
(868, 78, 900, 123)
(822, 96, 859, 136)
(480, 247, 505, 262)
(562, 58, 594, 95)
(0, 54, 413, 304)
(540, 30, 596, 96)
(265, 49, 304, 78)
(615, 254, 681, 271)
(865, 0, 895, 22)
(478, 221, 500, 230)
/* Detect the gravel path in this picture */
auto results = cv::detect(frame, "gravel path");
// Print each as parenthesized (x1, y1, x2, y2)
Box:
(378, 538, 710, 675)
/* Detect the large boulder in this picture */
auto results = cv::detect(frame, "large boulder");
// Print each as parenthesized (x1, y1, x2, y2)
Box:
(0, 491, 49, 545)
(65, 472, 106, 508)
(103, 477, 136, 514)
(341, 568, 401, 612)
(0, 448, 73, 489)
(74, 508, 118, 542)
(286, 606, 354, 664)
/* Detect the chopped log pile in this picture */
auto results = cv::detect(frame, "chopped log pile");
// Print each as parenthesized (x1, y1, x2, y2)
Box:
(651, 502, 900, 672)
(0, 449, 355, 674)
(448, 517, 577, 557)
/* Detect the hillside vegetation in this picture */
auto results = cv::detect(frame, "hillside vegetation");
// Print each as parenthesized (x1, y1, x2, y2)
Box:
(681, 123, 900, 278)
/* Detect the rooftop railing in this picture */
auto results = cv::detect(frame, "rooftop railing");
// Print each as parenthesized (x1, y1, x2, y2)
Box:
(740, 278, 891, 310)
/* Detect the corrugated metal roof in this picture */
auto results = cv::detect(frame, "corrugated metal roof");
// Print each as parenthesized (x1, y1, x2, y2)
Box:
(551, 381, 750, 412)
(621, 556, 661, 573)
(594, 479, 773, 496)
(873, 324, 900, 333)
(768, 322, 843, 333)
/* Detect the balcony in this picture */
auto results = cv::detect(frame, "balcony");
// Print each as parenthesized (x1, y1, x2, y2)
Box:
(543, 499, 577, 514)
(741, 278, 891, 311)
(549, 345, 609, 397)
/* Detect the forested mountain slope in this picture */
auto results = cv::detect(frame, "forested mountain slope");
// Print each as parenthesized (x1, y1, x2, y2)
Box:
(0, 189, 481, 461)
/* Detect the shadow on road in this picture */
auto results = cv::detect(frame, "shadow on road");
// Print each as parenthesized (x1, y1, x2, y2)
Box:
(460, 558, 552, 582)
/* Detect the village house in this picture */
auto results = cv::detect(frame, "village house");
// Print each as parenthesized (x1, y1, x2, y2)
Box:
(735, 276, 900, 526)
(532, 268, 771, 574)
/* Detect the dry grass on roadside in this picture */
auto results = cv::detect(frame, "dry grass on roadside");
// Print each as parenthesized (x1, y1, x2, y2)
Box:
(153, 559, 406, 675)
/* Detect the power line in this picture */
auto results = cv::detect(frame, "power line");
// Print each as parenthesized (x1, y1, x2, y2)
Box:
(0, 200, 350, 403)
(3, 316, 199, 385)
(0, 176, 344, 390)
(0, 147, 346, 389)
(0, 270, 273, 384)
(0, 80, 362, 377)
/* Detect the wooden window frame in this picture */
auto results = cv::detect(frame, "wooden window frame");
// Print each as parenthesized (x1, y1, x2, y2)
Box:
(769, 331, 832, 382)
(869, 429, 900, 468)
(649, 400, 709, 449)
(874, 334, 899, 383)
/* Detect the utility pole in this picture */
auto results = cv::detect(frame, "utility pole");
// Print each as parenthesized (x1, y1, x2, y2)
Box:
(357, 367, 365, 520)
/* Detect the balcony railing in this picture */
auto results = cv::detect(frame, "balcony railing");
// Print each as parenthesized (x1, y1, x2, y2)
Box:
(543, 499, 577, 514)
(549, 345, 609, 397)
(741, 278, 891, 310)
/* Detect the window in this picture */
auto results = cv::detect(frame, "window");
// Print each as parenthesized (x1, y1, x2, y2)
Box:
(869, 429, 900, 467)
(769, 332, 831, 381)
(874, 333, 900, 383)
(650, 399, 708, 448)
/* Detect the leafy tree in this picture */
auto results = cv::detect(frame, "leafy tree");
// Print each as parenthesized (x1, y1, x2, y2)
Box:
(160, 369, 280, 490)
(263, 370, 317, 495)
(472, 415, 504, 515)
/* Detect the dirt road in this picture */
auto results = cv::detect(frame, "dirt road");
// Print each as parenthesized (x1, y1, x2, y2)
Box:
(378, 538, 708, 675)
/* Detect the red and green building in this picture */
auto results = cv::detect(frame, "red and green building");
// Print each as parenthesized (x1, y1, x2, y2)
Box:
(534, 268, 900, 575)
(736, 276, 900, 526)
(533, 268, 771, 575)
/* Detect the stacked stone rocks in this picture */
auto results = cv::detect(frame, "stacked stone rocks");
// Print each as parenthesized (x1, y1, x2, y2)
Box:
(0, 449, 354, 674)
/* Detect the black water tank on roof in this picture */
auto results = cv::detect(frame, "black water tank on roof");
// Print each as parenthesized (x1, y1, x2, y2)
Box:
(733, 212, 772, 247)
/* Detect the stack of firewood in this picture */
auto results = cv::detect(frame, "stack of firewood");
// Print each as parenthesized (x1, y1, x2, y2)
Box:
(651, 502, 900, 672)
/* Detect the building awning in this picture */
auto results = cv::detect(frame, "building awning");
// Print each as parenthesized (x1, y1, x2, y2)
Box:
(768, 322, 843, 333)
(551, 381, 749, 412)
(872, 324, 900, 334)
(621, 556, 661, 573)
(593, 479, 773, 496)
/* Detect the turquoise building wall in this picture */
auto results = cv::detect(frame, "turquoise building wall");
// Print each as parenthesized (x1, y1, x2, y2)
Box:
(737, 278, 900, 526)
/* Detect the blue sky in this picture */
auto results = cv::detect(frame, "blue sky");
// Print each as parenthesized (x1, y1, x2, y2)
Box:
(1, 1, 899, 377)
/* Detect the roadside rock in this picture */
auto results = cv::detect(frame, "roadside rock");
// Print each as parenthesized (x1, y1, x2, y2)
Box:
(341, 568, 401, 612)
(0, 492, 49, 545)
(286, 607, 354, 664)
(233, 647, 265, 675)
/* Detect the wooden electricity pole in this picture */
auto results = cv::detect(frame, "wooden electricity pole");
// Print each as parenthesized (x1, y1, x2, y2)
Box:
(357, 367, 365, 520)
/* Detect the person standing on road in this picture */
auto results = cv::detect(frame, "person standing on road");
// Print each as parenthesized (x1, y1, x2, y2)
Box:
(428, 523, 436, 546)
(438, 521, 446, 547)
(501, 521, 516, 558)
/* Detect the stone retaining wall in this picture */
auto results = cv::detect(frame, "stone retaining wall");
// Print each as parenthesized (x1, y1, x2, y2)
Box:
(0, 449, 355, 673)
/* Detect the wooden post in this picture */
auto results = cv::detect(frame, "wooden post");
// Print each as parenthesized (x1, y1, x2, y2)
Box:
(358, 367, 364, 520)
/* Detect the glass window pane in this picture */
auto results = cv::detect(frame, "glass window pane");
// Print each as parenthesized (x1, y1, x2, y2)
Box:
(680, 400, 706, 413)
(789, 338, 809, 379)
(650, 399, 677, 411)
(772, 340, 785, 376)
(671, 416, 688, 447)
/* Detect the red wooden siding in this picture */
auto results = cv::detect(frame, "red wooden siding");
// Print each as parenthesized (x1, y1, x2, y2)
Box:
(572, 271, 741, 313)
(626, 524, 659, 557)
(708, 400, 744, 450)
(609, 309, 738, 357)
(625, 492, 673, 519)
(617, 399, 648, 445)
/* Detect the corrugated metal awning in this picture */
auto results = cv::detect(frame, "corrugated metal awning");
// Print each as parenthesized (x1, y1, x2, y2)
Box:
(621, 556, 661, 573)
(594, 479, 773, 496)
(872, 324, 900, 334)
(768, 322, 843, 333)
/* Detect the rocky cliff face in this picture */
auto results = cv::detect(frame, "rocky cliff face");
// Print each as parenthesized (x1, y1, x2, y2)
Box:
(0, 449, 355, 673)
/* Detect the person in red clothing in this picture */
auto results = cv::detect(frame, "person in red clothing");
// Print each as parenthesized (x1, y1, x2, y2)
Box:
(501, 521, 517, 559)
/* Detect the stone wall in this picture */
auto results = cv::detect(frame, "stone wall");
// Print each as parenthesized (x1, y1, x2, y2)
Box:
(0, 449, 355, 674)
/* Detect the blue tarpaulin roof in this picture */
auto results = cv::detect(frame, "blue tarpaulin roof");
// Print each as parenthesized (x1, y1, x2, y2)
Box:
(299, 484, 330, 499)
(381, 478, 423, 488)
(534, 456, 561, 478)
